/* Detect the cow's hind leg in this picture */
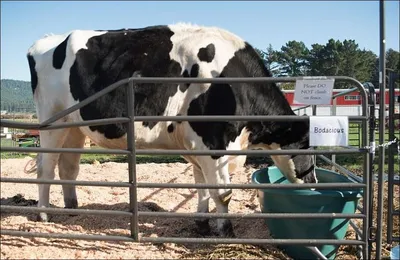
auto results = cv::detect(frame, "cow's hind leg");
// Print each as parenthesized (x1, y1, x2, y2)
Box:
(58, 128, 86, 209)
(197, 156, 234, 238)
(36, 128, 69, 222)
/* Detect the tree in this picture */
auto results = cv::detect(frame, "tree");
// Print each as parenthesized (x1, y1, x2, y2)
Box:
(275, 40, 310, 77)
(308, 43, 326, 76)
(386, 48, 400, 73)
(255, 45, 280, 76)
(370, 49, 399, 88)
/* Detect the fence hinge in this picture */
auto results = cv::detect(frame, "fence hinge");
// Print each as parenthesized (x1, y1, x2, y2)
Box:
(368, 226, 377, 242)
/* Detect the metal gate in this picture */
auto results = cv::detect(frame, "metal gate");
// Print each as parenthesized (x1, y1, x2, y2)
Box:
(387, 71, 400, 244)
(1, 76, 372, 259)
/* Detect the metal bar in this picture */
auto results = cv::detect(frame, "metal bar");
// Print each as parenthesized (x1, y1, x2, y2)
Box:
(127, 76, 139, 241)
(362, 83, 373, 259)
(332, 98, 337, 171)
(332, 87, 359, 98)
(0, 118, 129, 130)
(137, 212, 365, 219)
(133, 115, 366, 122)
(0, 230, 136, 242)
(0, 177, 366, 189)
(387, 71, 396, 243)
(392, 210, 400, 216)
(306, 247, 328, 260)
(0, 229, 365, 246)
(0, 178, 131, 187)
(134, 149, 367, 156)
(136, 182, 366, 189)
(0, 205, 365, 220)
(0, 205, 132, 217)
(387, 71, 394, 243)
(0, 146, 366, 156)
(139, 237, 365, 246)
(366, 83, 376, 258)
(317, 155, 363, 183)
(0, 115, 367, 130)
(349, 220, 364, 239)
(0, 147, 130, 154)
(293, 105, 311, 112)
(376, 1, 386, 257)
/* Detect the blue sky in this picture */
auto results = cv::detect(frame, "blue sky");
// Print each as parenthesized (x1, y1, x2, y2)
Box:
(1, 1, 399, 81)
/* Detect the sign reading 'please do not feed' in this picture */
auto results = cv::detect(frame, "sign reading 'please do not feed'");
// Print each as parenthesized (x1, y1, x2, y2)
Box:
(309, 116, 349, 147)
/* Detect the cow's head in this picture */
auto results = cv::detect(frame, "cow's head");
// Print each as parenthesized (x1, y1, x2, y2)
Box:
(256, 118, 317, 184)
(266, 141, 317, 184)
(283, 143, 317, 184)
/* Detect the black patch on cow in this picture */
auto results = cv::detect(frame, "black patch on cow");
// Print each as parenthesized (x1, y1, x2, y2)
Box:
(179, 63, 200, 92)
(53, 35, 70, 69)
(27, 55, 38, 94)
(180, 69, 190, 92)
(188, 42, 309, 159)
(190, 63, 199, 77)
(167, 124, 174, 133)
(187, 83, 238, 160)
(197, 43, 215, 63)
(69, 25, 182, 139)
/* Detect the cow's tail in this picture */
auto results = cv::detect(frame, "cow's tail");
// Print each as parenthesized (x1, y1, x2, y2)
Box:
(24, 155, 38, 174)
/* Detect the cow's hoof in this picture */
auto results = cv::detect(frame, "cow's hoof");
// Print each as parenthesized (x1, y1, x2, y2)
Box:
(64, 198, 78, 209)
(64, 198, 78, 216)
(219, 221, 235, 238)
(195, 219, 211, 236)
(36, 212, 49, 222)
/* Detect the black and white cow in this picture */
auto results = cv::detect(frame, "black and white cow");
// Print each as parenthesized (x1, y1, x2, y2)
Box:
(27, 23, 317, 237)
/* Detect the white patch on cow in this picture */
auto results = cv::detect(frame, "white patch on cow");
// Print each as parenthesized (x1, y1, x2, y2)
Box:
(67, 30, 108, 54)
(168, 23, 245, 80)
(261, 142, 303, 184)
(225, 127, 250, 172)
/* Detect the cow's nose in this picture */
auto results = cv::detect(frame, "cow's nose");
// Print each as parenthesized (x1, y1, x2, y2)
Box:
(303, 172, 317, 183)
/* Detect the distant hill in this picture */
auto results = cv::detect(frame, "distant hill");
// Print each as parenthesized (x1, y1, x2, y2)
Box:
(0, 79, 35, 113)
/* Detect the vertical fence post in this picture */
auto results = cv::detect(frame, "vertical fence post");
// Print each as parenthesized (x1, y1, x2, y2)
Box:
(312, 105, 317, 166)
(387, 71, 398, 243)
(331, 98, 337, 171)
(366, 83, 376, 258)
(376, 0, 386, 257)
(127, 77, 139, 240)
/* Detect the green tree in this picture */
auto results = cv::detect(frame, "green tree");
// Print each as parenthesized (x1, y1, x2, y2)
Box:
(276, 40, 310, 77)
(386, 48, 400, 72)
(255, 45, 280, 76)
(370, 49, 399, 88)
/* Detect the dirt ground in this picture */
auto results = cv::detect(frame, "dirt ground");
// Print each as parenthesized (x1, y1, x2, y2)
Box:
(1, 157, 398, 259)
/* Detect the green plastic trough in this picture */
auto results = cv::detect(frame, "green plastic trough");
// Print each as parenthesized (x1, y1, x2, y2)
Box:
(251, 166, 363, 260)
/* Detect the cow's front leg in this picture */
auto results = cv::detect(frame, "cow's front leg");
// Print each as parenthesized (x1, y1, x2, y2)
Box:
(192, 164, 211, 235)
(198, 156, 234, 238)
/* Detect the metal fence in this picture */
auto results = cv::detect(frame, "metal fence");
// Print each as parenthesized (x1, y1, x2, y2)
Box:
(387, 71, 400, 244)
(1, 76, 373, 259)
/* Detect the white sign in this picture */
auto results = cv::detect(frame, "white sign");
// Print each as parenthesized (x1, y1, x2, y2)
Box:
(293, 78, 335, 105)
(309, 116, 349, 146)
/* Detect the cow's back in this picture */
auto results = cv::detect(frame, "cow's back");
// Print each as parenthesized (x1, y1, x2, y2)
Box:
(27, 24, 251, 151)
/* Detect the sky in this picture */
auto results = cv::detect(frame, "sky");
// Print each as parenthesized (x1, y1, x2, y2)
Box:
(1, 1, 399, 81)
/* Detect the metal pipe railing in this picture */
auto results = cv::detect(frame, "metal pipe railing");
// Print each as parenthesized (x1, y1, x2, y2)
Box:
(0, 75, 371, 258)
